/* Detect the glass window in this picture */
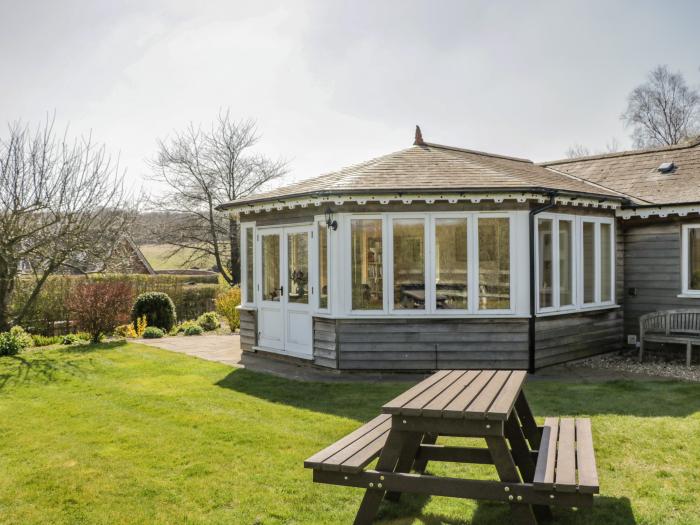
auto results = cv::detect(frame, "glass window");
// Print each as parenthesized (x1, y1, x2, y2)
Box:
(435, 218, 468, 310)
(582, 222, 595, 303)
(478, 218, 510, 310)
(600, 223, 612, 302)
(245, 228, 254, 303)
(538, 219, 553, 308)
(392, 219, 425, 310)
(261, 234, 280, 302)
(689, 227, 700, 291)
(318, 225, 329, 309)
(287, 232, 308, 304)
(559, 220, 573, 306)
(351, 219, 383, 310)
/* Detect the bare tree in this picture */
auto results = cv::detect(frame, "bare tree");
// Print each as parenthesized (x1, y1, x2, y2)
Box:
(565, 143, 591, 159)
(150, 110, 288, 285)
(622, 65, 700, 148)
(0, 117, 135, 330)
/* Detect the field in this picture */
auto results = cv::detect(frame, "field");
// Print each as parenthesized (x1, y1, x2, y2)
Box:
(139, 244, 228, 271)
(0, 343, 699, 524)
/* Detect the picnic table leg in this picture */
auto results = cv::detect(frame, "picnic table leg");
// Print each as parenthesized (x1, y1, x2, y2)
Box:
(412, 433, 438, 474)
(505, 414, 552, 523)
(515, 391, 541, 450)
(486, 436, 538, 525)
(353, 429, 411, 525)
(385, 432, 425, 501)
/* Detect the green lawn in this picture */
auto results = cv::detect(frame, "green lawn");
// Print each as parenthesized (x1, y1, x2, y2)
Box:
(0, 344, 698, 525)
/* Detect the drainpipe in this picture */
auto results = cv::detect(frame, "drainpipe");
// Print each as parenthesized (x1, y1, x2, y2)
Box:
(528, 192, 557, 373)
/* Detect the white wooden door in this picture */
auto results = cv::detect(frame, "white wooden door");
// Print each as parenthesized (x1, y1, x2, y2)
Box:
(257, 229, 284, 350)
(257, 226, 314, 357)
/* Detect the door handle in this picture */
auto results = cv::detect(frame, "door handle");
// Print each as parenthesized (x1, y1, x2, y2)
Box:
(277, 286, 284, 296)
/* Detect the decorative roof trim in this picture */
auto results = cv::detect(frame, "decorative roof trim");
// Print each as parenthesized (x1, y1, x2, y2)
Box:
(231, 191, 623, 215)
(617, 202, 700, 220)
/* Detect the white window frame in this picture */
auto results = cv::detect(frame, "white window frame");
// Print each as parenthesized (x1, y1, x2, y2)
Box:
(315, 220, 332, 313)
(344, 211, 518, 316)
(535, 213, 615, 314)
(241, 222, 256, 307)
(681, 224, 700, 296)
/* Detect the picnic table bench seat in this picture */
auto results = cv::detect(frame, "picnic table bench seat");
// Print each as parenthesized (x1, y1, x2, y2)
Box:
(533, 417, 599, 494)
(304, 414, 391, 473)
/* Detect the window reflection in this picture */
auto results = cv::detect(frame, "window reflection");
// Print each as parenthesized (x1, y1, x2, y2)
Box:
(538, 219, 553, 308)
(351, 219, 383, 310)
(435, 219, 468, 310)
(245, 228, 254, 303)
(478, 218, 510, 310)
(559, 221, 573, 306)
(393, 219, 425, 310)
(600, 223, 612, 302)
(287, 232, 308, 304)
(318, 225, 329, 309)
(583, 222, 595, 303)
(691, 228, 700, 290)
(261, 234, 280, 302)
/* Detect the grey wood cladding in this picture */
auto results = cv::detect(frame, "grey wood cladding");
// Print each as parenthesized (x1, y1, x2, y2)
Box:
(312, 313, 621, 370)
(239, 308, 257, 352)
(623, 220, 700, 338)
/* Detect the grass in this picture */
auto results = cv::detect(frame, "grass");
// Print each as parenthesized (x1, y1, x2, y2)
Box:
(139, 243, 228, 270)
(0, 344, 698, 524)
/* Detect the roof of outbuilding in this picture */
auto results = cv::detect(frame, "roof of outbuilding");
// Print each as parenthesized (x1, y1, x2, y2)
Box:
(220, 141, 625, 209)
(541, 138, 700, 205)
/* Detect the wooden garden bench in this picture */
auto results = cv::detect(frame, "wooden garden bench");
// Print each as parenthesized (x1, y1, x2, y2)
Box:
(305, 370, 600, 525)
(640, 309, 700, 366)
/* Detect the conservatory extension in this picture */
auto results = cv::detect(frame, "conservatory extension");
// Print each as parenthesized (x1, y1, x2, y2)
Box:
(220, 130, 625, 371)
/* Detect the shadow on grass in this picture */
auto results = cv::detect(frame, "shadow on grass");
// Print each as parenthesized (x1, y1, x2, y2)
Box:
(375, 495, 636, 525)
(215, 368, 406, 421)
(0, 340, 127, 391)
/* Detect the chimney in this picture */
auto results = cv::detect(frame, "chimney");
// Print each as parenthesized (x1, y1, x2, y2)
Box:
(414, 125, 424, 146)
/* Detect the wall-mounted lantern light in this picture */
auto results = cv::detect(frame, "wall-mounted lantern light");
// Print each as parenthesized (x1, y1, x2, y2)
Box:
(324, 208, 338, 231)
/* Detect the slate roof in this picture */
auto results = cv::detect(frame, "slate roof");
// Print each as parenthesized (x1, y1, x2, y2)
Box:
(541, 138, 700, 206)
(220, 142, 624, 209)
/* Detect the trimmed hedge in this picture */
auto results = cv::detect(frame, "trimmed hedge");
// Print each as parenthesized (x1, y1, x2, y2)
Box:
(131, 292, 176, 332)
(142, 326, 165, 339)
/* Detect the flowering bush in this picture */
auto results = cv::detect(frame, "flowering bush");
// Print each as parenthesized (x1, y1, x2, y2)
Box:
(196, 311, 219, 331)
(0, 326, 33, 356)
(68, 281, 134, 343)
(215, 286, 241, 332)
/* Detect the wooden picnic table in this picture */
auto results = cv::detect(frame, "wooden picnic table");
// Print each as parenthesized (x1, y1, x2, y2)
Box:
(306, 369, 599, 524)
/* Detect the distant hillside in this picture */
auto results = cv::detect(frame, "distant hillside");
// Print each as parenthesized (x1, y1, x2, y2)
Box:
(139, 244, 229, 271)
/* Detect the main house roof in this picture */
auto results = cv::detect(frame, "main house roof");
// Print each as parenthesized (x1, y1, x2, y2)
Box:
(219, 139, 625, 210)
(541, 138, 700, 206)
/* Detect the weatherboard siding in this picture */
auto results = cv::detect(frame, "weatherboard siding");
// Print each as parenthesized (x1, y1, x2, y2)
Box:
(622, 220, 700, 338)
(239, 307, 257, 352)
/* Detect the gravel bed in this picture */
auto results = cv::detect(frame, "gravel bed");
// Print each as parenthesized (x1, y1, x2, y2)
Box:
(575, 350, 700, 382)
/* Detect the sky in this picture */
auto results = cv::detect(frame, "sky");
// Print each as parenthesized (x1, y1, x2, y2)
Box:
(1, 0, 699, 194)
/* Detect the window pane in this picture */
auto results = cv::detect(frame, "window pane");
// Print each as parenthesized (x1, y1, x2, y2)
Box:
(479, 218, 510, 310)
(538, 219, 553, 308)
(435, 218, 468, 310)
(351, 219, 383, 310)
(245, 228, 254, 303)
(318, 225, 329, 309)
(287, 232, 308, 304)
(393, 219, 425, 310)
(261, 234, 280, 301)
(691, 228, 700, 290)
(600, 223, 612, 302)
(559, 221, 573, 306)
(583, 222, 595, 303)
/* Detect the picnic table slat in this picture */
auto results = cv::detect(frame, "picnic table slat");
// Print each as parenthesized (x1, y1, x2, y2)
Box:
(338, 428, 392, 473)
(382, 370, 452, 414)
(421, 370, 482, 417)
(400, 370, 467, 415)
(575, 418, 599, 494)
(555, 418, 577, 491)
(322, 418, 393, 471)
(442, 370, 495, 418)
(486, 370, 527, 420)
(533, 417, 559, 490)
(464, 370, 513, 419)
(304, 414, 391, 468)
